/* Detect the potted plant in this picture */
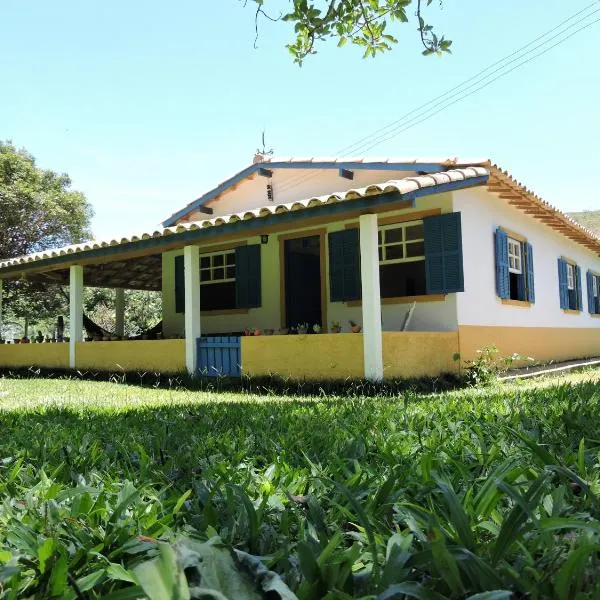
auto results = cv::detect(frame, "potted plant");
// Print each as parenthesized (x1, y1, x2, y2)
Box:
(296, 323, 309, 335)
(312, 324, 322, 334)
(277, 327, 289, 335)
(330, 321, 341, 333)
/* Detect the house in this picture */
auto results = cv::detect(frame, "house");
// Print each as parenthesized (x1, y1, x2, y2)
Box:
(1, 155, 599, 381)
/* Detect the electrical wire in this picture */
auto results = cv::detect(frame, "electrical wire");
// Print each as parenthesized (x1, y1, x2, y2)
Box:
(271, 2, 600, 197)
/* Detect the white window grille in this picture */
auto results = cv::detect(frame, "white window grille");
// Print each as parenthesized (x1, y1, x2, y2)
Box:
(507, 238, 522, 274)
(199, 250, 236, 284)
(378, 221, 425, 265)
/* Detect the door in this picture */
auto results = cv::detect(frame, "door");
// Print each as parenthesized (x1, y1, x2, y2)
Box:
(284, 235, 323, 330)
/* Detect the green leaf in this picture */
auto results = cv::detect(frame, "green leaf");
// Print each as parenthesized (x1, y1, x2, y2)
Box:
(107, 563, 138, 584)
(465, 593, 512, 600)
(378, 581, 447, 599)
(555, 544, 600, 600)
(173, 489, 192, 515)
(134, 543, 189, 600)
(38, 538, 55, 575)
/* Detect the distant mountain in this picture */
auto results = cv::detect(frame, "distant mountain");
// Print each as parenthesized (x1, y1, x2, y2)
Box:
(568, 211, 600, 236)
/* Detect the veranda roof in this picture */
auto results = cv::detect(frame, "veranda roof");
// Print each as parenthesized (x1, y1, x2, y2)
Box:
(1, 161, 599, 289)
(0, 167, 488, 289)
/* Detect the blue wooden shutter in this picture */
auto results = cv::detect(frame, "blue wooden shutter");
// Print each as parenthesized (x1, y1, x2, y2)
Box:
(587, 270, 595, 314)
(576, 265, 583, 311)
(494, 228, 510, 299)
(525, 242, 535, 303)
(557, 258, 569, 309)
(174, 255, 185, 313)
(424, 212, 464, 294)
(328, 229, 361, 301)
(235, 245, 262, 308)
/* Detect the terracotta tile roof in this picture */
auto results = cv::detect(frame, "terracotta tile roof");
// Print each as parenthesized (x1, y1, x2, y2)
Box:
(162, 155, 489, 226)
(0, 167, 487, 271)
(486, 163, 600, 253)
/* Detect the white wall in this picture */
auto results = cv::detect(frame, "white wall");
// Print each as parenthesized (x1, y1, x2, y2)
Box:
(162, 192, 459, 336)
(184, 168, 424, 220)
(455, 186, 600, 328)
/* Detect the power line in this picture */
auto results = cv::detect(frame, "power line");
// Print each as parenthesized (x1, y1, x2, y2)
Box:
(272, 2, 600, 196)
(356, 15, 600, 154)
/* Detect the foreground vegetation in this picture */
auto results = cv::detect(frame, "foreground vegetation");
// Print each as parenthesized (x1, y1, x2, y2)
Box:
(1, 371, 600, 598)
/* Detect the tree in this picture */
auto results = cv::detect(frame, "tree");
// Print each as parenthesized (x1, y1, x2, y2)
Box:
(0, 141, 93, 338)
(249, 0, 451, 64)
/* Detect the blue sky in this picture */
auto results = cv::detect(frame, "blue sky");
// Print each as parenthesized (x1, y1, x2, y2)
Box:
(1, 1, 599, 240)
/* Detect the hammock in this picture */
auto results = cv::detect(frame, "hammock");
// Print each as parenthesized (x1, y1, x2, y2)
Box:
(83, 314, 163, 339)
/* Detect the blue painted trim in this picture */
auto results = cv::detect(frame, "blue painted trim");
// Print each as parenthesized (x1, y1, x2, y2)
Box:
(162, 160, 450, 226)
(339, 168, 354, 180)
(258, 168, 273, 177)
(2, 175, 489, 277)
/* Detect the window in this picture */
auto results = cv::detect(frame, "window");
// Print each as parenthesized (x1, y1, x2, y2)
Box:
(495, 229, 535, 303)
(200, 250, 236, 311)
(378, 220, 427, 298)
(200, 251, 236, 283)
(558, 258, 581, 311)
(508, 238, 522, 274)
(587, 270, 600, 314)
(567, 263, 575, 290)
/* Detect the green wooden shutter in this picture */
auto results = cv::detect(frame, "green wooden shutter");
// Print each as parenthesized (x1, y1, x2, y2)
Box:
(424, 212, 464, 294)
(494, 228, 510, 299)
(557, 258, 569, 309)
(525, 242, 535, 303)
(575, 265, 583, 311)
(174, 255, 185, 313)
(235, 245, 262, 308)
(328, 229, 361, 302)
(587, 270, 595, 314)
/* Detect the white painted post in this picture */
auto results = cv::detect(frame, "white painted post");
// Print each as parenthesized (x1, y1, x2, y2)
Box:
(184, 245, 201, 375)
(359, 214, 383, 380)
(115, 288, 125, 337)
(69, 265, 84, 369)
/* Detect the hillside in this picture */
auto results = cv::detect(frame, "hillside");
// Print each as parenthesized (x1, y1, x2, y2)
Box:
(568, 210, 600, 236)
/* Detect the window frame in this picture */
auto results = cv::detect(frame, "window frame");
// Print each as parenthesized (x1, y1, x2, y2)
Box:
(199, 249, 236, 286)
(507, 237, 523, 275)
(378, 220, 425, 265)
(497, 227, 533, 305)
(566, 262, 575, 291)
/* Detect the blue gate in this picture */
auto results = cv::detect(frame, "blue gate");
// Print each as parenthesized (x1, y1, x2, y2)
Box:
(197, 336, 241, 377)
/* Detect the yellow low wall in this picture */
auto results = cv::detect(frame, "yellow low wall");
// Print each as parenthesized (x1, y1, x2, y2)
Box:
(75, 340, 186, 373)
(0, 343, 69, 369)
(242, 334, 364, 380)
(383, 332, 460, 378)
(242, 332, 461, 380)
(459, 325, 600, 365)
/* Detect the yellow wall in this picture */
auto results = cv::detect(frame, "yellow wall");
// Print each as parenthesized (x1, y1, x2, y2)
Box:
(0, 343, 69, 369)
(242, 334, 364, 380)
(162, 193, 457, 338)
(242, 331, 461, 380)
(383, 332, 460, 378)
(459, 325, 600, 365)
(75, 340, 185, 372)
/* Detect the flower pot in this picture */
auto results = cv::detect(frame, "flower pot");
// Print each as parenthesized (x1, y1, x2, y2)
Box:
(330, 326, 341, 334)
(13, 339, 21, 344)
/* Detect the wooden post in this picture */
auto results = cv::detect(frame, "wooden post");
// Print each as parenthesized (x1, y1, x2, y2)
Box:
(115, 288, 125, 337)
(359, 214, 383, 380)
(184, 245, 201, 375)
(69, 265, 84, 368)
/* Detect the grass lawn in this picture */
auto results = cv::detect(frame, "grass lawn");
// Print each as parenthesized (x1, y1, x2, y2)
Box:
(1, 370, 600, 598)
